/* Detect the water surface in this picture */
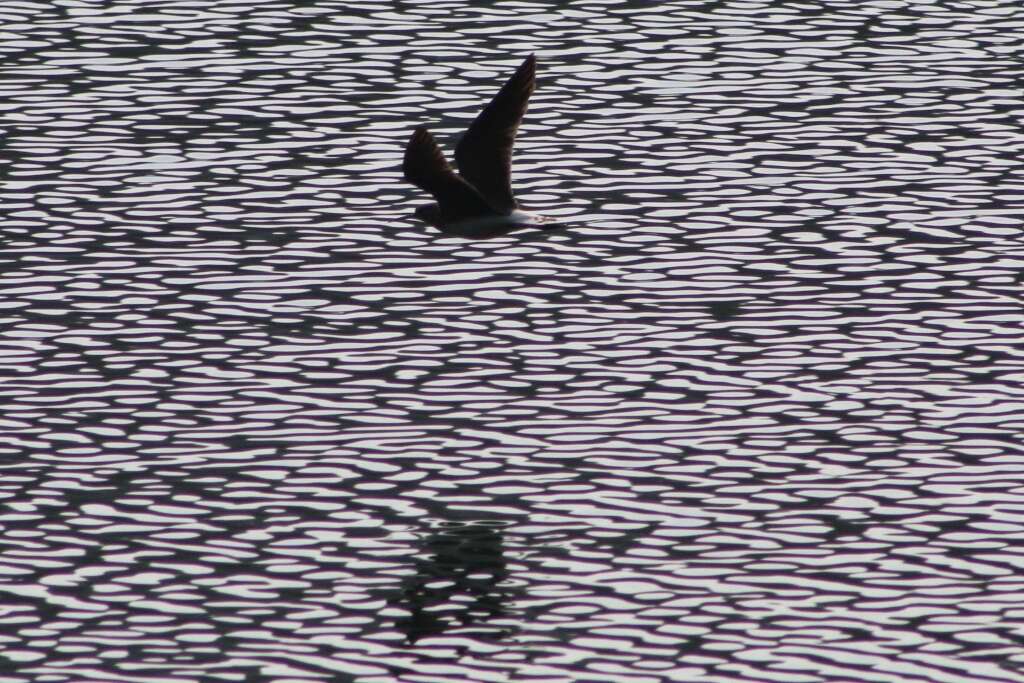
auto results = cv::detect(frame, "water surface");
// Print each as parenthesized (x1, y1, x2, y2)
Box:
(2, 1, 1024, 681)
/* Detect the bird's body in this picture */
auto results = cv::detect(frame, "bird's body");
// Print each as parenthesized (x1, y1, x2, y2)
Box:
(402, 55, 554, 237)
(414, 205, 546, 233)
(425, 208, 548, 239)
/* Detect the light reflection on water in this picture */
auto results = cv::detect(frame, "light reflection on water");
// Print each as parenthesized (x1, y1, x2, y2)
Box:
(2, 0, 1024, 681)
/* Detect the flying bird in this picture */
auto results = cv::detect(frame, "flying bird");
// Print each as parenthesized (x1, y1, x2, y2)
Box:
(402, 55, 553, 237)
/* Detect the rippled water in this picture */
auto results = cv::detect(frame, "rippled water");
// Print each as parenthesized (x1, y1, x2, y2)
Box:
(3, 0, 1024, 681)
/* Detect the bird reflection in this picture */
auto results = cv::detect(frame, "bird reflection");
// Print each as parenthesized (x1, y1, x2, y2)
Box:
(391, 520, 515, 644)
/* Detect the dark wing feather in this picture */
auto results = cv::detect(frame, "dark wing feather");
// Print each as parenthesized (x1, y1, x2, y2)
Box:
(403, 127, 497, 221)
(454, 54, 536, 214)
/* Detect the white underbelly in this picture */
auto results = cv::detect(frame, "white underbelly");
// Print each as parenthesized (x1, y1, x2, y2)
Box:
(448, 210, 545, 231)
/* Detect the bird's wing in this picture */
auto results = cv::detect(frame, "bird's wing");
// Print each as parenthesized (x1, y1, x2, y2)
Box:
(454, 54, 536, 214)
(403, 127, 497, 221)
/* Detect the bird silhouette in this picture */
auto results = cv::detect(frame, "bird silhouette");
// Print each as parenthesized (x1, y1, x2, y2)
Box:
(403, 55, 555, 237)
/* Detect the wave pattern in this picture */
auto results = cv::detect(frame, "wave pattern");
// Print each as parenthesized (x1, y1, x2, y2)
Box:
(2, 0, 1024, 681)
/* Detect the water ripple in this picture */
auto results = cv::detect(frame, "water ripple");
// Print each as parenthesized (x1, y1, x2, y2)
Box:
(2, 0, 1024, 681)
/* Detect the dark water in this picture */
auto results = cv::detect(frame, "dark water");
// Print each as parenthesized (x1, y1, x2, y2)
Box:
(3, 0, 1024, 681)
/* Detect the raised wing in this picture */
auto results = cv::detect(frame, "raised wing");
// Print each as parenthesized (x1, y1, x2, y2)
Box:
(403, 127, 497, 221)
(454, 54, 536, 214)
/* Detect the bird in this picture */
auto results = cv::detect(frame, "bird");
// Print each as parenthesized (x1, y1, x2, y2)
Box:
(402, 55, 554, 237)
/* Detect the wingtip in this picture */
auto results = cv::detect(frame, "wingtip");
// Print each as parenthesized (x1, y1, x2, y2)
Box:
(406, 127, 436, 157)
(515, 54, 536, 92)
(404, 127, 435, 176)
